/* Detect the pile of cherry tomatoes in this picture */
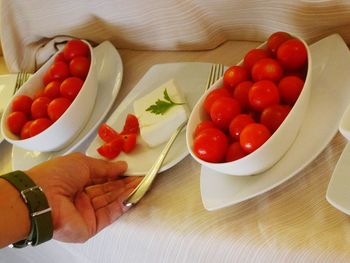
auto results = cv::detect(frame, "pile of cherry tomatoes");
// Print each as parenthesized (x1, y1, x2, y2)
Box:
(193, 32, 308, 163)
(6, 39, 91, 139)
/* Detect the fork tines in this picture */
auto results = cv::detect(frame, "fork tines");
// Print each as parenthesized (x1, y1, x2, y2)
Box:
(13, 72, 30, 95)
(205, 64, 224, 91)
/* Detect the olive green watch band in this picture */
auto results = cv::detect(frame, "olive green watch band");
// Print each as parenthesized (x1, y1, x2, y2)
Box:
(0, 170, 53, 248)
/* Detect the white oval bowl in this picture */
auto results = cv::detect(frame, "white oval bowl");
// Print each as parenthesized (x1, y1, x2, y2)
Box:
(186, 36, 312, 176)
(1, 40, 98, 152)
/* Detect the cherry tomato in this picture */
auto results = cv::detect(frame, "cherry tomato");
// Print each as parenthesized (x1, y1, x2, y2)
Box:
(260, 104, 291, 133)
(69, 56, 90, 79)
(54, 52, 67, 63)
(248, 80, 280, 111)
(63, 39, 90, 61)
(49, 61, 70, 82)
(60, 77, 84, 100)
(43, 70, 53, 86)
(233, 81, 253, 110)
(251, 58, 284, 83)
(194, 120, 215, 138)
(223, 66, 250, 90)
(203, 87, 231, 114)
(29, 118, 53, 137)
(98, 123, 120, 142)
(210, 97, 241, 130)
(33, 89, 46, 100)
(240, 123, 271, 153)
(44, 81, 61, 99)
(11, 95, 33, 115)
(6, 111, 28, 135)
(121, 114, 140, 135)
(277, 39, 307, 70)
(229, 114, 255, 140)
(243, 48, 270, 70)
(193, 128, 228, 163)
(20, 120, 33, 140)
(225, 142, 247, 162)
(267, 31, 292, 55)
(97, 137, 124, 159)
(47, 97, 71, 122)
(121, 133, 137, 153)
(278, 75, 304, 105)
(31, 97, 51, 119)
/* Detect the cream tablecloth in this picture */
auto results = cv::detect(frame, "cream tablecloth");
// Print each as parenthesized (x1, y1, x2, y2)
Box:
(1, 1, 350, 262)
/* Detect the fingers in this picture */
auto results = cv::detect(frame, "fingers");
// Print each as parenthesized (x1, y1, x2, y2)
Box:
(85, 176, 142, 232)
(82, 154, 128, 183)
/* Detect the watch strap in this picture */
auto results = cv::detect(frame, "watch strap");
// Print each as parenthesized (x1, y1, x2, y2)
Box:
(0, 170, 53, 247)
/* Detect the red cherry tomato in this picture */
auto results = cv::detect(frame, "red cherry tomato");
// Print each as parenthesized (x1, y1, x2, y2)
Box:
(240, 123, 271, 153)
(97, 137, 124, 159)
(229, 114, 255, 140)
(248, 80, 280, 111)
(194, 120, 215, 138)
(31, 97, 51, 119)
(267, 31, 292, 55)
(11, 95, 33, 115)
(54, 52, 67, 63)
(63, 39, 90, 61)
(6, 111, 28, 135)
(49, 61, 70, 82)
(69, 56, 90, 79)
(47, 97, 71, 122)
(33, 89, 46, 100)
(20, 120, 33, 139)
(43, 70, 53, 86)
(223, 66, 250, 90)
(243, 48, 270, 70)
(203, 87, 231, 114)
(121, 133, 137, 153)
(121, 114, 140, 135)
(260, 104, 291, 133)
(210, 97, 241, 130)
(278, 75, 304, 105)
(29, 118, 53, 137)
(98, 123, 120, 143)
(251, 58, 284, 83)
(193, 128, 228, 163)
(277, 39, 307, 70)
(60, 77, 84, 100)
(225, 142, 247, 162)
(233, 81, 253, 110)
(44, 81, 61, 99)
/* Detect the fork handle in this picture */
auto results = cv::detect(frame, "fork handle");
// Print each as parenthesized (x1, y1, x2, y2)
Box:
(123, 121, 187, 207)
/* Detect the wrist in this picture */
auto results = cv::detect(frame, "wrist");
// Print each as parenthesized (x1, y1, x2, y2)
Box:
(0, 171, 53, 248)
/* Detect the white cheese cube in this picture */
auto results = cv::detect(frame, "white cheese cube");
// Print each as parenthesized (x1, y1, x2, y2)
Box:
(133, 79, 189, 148)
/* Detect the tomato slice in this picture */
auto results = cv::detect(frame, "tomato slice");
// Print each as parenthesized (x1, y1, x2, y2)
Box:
(97, 137, 124, 159)
(98, 123, 120, 142)
(121, 133, 137, 153)
(121, 114, 139, 134)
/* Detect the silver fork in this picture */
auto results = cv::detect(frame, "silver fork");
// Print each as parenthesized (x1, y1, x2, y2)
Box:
(12, 72, 30, 95)
(123, 63, 225, 207)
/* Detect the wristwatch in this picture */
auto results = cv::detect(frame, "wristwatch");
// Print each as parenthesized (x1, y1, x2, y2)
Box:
(0, 170, 53, 248)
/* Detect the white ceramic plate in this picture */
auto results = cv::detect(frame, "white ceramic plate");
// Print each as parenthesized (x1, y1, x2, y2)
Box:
(11, 41, 123, 170)
(200, 34, 350, 211)
(326, 143, 350, 215)
(86, 62, 212, 175)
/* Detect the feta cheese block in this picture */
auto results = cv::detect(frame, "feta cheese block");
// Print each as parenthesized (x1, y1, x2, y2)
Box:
(133, 79, 189, 148)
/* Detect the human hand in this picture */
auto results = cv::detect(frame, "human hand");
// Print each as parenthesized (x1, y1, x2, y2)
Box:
(26, 152, 141, 243)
